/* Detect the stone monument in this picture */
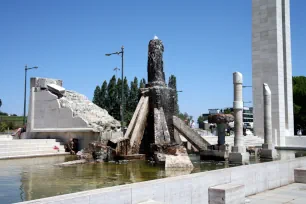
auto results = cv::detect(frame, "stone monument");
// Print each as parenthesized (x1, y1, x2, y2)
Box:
(252, 0, 294, 146)
(26, 77, 122, 149)
(229, 72, 249, 164)
(122, 37, 194, 168)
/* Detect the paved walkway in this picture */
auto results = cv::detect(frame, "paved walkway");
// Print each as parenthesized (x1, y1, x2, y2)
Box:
(247, 183, 306, 204)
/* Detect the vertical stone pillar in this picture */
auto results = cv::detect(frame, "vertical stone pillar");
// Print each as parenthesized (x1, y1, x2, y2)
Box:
(261, 83, 277, 159)
(233, 72, 244, 151)
(229, 72, 249, 164)
(217, 123, 226, 146)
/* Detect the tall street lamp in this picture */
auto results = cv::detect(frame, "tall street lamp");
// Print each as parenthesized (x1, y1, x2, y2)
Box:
(105, 46, 124, 131)
(23, 65, 38, 125)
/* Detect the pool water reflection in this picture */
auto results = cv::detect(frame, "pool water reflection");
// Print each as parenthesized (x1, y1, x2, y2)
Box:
(0, 150, 304, 203)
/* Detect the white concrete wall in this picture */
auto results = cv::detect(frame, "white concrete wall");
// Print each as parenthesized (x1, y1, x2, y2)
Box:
(29, 89, 88, 130)
(252, 0, 294, 146)
(285, 136, 306, 147)
(19, 157, 306, 204)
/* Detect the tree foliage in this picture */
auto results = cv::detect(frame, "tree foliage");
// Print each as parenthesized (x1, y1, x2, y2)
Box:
(168, 75, 179, 115)
(92, 76, 149, 126)
(293, 76, 306, 132)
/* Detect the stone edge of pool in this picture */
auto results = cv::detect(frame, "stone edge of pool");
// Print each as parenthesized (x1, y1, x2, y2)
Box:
(16, 157, 306, 204)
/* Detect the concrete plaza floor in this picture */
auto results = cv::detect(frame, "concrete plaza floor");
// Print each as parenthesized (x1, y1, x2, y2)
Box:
(247, 183, 306, 204)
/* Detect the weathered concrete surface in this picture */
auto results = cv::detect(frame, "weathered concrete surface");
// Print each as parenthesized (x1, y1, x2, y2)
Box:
(124, 96, 145, 139)
(173, 116, 209, 151)
(247, 183, 306, 204)
(154, 108, 171, 145)
(147, 38, 166, 87)
(129, 96, 149, 154)
(18, 156, 306, 204)
(252, 0, 294, 145)
(27, 77, 121, 133)
(208, 114, 234, 124)
(26, 77, 123, 150)
(208, 183, 245, 204)
(294, 168, 306, 183)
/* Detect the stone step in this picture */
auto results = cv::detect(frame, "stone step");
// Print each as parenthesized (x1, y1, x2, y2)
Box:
(0, 152, 69, 160)
(0, 149, 65, 157)
(0, 142, 62, 148)
(0, 146, 65, 153)
(0, 139, 60, 144)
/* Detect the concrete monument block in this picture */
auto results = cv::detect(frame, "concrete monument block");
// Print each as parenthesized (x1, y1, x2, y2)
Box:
(208, 183, 245, 204)
(252, 0, 294, 146)
(294, 168, 306, 184)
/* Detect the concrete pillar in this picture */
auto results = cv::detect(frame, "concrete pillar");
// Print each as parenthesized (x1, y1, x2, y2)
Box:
(229, 72, 249, 164)
(217, 123, 225, 146)
(233, 72, 243, 151)
(263, 83, 273, 147)
(261, 83, 277, 159)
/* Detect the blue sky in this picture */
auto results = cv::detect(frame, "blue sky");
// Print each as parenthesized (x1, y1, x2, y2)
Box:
(0, 0, 305, 120)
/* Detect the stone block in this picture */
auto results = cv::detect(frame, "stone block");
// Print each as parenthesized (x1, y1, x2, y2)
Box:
(260, 148, 278, 159)
(228, 152, 249, 164)
(47, 83, 65, 96)
(208, 183, 245, 204)
(200, 150, 229, 161)
(191, 169, 231, 204)
(294, 168, 306, 184)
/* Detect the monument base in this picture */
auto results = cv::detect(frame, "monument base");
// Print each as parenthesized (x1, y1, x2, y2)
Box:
(200, 150, 229, 161)
(260, 148, 278, 160)
(229, 152, 249, 164)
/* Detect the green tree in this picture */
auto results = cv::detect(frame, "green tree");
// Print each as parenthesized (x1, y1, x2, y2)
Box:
(168, 75, 179, 115)
(107, 75, 119, 120)
(128, 77, 138, 111)
(99, 80, 108, 109)
(293, 76, 306, 133)
(224, 108, 233, 114)
(139, 78, 146, 89)
(92, 86, 101, 106)
(178, 112, 193, 125)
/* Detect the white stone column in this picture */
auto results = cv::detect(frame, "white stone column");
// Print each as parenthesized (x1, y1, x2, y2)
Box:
(229, 72, 249, 164)
(263, 83, 272, 147)
(233, 72, 244, 152)
(261, 83, 277, 159)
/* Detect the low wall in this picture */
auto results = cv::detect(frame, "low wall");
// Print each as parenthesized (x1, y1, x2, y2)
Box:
(24, 132, 100, 150)
(285, 136, 306, 147)
(19, 157, 306, 204)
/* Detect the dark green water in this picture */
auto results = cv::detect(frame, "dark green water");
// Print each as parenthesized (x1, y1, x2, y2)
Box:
(0, 151, 303, 203)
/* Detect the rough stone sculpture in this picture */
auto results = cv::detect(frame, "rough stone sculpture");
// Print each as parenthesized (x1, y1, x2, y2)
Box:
(208, 114, 234, 146)
(123, 37, 194, 168)
(200, 114, 234, 161)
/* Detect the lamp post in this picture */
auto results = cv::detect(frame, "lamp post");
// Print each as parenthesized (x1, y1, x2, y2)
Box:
(23, 65, 38, 125)
(105, 46, 124, 131)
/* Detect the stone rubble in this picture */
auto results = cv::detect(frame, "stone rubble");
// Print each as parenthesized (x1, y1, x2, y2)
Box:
(58, 90, 121, 132)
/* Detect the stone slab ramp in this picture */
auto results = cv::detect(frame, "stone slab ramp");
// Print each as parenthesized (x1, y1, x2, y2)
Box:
(173, 116, 209, 151)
